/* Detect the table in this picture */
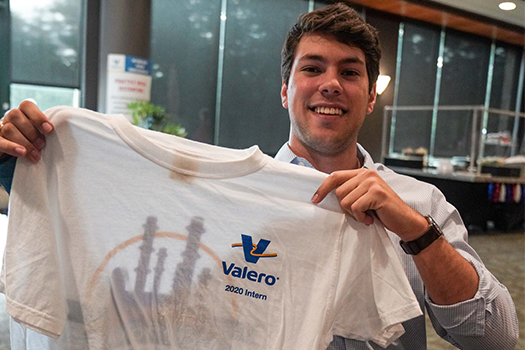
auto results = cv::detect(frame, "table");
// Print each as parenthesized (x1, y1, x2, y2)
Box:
(389, 167, 525, 232)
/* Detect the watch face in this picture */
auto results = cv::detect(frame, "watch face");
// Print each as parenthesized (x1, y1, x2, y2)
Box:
(428, 216, 444, 235)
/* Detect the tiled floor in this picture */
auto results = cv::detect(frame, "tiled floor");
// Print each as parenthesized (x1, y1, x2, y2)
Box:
(1, 231, 523, 349)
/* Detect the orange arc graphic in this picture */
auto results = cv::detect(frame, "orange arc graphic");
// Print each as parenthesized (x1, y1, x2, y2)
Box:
(87, 232, 237, 316)
(231, 242, 277, 258)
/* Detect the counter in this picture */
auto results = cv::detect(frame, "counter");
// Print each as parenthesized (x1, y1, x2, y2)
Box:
(389, 166, 524, 232)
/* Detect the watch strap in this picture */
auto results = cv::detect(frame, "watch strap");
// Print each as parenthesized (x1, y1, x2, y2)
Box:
(400, 216, 444, 255)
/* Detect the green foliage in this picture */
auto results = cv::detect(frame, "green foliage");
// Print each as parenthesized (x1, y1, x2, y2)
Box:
(127, 101, 187, 137)
(161, 124, 187, 137)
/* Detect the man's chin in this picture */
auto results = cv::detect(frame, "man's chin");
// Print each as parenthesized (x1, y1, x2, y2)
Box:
(303, 136, 353, 157)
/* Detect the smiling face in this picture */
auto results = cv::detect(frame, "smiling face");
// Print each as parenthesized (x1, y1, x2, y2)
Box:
(281, 33, 377, 161)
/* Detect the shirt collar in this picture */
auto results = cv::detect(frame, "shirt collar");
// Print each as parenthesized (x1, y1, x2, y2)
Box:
(274, 143, 314, 168)
(274, 143, 373, 169)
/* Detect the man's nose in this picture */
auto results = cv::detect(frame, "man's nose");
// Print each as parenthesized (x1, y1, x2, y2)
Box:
(319, 72, 342, 95)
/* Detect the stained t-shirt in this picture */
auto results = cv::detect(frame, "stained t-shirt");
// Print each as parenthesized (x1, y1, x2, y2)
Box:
(1, 107, 421, 350)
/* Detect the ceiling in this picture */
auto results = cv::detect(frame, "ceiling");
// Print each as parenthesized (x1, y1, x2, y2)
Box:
(429, 0, 524, 28)
(346, 0, 525, 47)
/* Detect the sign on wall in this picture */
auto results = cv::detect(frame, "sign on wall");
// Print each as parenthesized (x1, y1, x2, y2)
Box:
(106, 54, 152, 119)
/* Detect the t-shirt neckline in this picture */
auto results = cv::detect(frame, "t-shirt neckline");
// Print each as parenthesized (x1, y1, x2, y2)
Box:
(109, 114, 268, 178)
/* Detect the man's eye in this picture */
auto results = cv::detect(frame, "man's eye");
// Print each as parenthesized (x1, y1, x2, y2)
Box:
(302, 67, 321, 73)
(342, 70, 359, 77)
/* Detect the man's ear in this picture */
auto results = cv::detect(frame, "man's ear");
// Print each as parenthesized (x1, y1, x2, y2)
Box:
(281, 80, 289, 109)
(366, 83, 377, 115)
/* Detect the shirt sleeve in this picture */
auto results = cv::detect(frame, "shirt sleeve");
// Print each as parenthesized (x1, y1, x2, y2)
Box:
(373, 162, 519, 350)
(424, 186, 519, 350)
(3, 142, 67, 338)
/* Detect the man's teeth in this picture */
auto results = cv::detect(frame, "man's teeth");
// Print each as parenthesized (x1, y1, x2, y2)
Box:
(314, 107, 343, 115)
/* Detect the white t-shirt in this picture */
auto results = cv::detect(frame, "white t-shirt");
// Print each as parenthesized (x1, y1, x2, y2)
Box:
(1, 107, 421, 350)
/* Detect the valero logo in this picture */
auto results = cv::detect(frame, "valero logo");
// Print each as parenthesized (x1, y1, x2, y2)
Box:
(231, 234, 277, 264)
(223, 234, 279, 286)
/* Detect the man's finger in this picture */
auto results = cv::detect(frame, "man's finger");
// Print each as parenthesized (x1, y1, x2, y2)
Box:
(17, 100, 53, 135)
(0, 124, 41, 162)
(3, 109, 45, 148)
(0, 138, 28, 158)
(312, 173, 339, 204)
(312, 170, 359, 204)
(346, 194, 376, 224)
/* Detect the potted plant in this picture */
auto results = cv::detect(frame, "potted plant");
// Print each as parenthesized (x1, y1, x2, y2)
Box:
(127, 101, 187, 137)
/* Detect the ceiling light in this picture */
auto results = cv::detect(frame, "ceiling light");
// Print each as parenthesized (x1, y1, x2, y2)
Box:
(498, 2, 517, 11)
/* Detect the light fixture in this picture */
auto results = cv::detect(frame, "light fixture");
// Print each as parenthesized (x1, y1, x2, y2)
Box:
(376, 75, 391, 95)
(498, 2, 516, 11)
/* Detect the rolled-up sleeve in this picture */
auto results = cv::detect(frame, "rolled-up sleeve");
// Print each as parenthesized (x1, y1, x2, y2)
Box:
(378, 164, 519, 350)
(425, 201, 519, 350)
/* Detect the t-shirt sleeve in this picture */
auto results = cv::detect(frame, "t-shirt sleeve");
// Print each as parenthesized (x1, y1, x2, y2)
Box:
(330, 218, 422, 347)
(1, 136, 67, 338)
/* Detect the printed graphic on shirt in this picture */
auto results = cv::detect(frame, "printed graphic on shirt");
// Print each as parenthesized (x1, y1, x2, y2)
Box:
(83, 216, 277, 349)
(223, 235, 280, 287)
(232, 234, 277, 263)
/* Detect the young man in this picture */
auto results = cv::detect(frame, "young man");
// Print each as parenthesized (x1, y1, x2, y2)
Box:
(0, 3, 519, 350)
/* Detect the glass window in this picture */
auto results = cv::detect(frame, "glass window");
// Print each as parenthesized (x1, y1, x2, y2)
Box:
(485, 44, 524, 157)
(10, 83, 80, 111)
(397, 23, 440, 107)
(150, 0, 222, 145)
(490, 44, 521, 110)
(10, 0, 83, 88)
(392, 22, 440, 154)
(434, 31, 491, 158)
(439, 31, 491, 106)
(218, 0, 308, 154)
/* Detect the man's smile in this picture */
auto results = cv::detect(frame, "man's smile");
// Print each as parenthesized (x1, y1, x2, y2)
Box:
(311, 106, 345, 115)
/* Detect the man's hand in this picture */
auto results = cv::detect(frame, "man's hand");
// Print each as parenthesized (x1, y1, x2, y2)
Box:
(312, 168, 428, 241)
(0, 100, 53, 163)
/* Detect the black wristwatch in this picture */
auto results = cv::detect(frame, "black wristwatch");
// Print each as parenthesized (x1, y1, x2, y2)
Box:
(400, 215, 444, 255)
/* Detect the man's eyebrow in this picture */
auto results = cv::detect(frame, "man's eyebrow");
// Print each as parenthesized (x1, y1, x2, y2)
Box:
(298, 54, 365, 65)
(298, 54, 325, 63)
(341, 57, 365, 65)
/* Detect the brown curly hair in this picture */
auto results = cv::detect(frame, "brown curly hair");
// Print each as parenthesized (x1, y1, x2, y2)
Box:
(281, 2, 381, 93)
